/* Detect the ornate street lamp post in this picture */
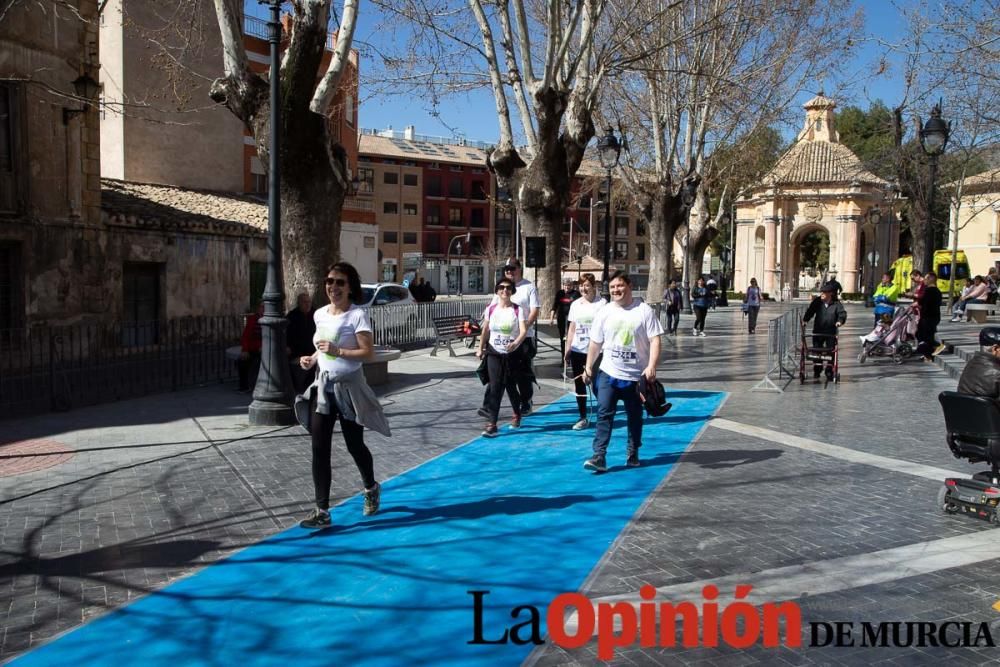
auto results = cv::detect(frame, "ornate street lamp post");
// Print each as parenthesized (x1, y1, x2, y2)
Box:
(249, 0, 294, 425)
(919, 103, 951, 287)
(865, 208, 881, 307)
(595, 127, 621, 298)
(680, 182, 698, 313)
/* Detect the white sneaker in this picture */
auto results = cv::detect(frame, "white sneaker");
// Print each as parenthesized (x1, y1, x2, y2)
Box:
(949, 316, 961, 322)
(699, 331, 707, 337)
(572, 418, 589, 430)
(692, 328, 698, 336)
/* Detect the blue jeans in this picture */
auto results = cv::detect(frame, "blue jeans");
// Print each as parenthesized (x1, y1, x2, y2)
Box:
(590, 370, 643, 457)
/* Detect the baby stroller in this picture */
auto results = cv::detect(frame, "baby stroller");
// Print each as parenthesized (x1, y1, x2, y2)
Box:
(857, 305, 918, 364)
(799, 328, 840, 386)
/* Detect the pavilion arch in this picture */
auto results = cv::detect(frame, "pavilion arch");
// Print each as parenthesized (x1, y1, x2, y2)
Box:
(788, 222, 832, 297)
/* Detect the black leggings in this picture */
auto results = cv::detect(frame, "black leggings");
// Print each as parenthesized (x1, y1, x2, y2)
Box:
(310, 394, 375, 509)
(484, 350, 523, 422)
(569, 351, 588, 419)
(693, 306, 708, 332)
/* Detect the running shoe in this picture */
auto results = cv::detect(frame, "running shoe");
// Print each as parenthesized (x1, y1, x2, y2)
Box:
(583, 455, 608, 472)
(299, 508, 331, 529)
(363, 482, 381, 516)
(571, 418, 589, 431)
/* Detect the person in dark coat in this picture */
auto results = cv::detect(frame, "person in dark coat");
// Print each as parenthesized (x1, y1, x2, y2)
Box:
(549, 276, 580, 357)
(916, 271, 945, 361)
(662, 279, 683, 335)
(958, 344, 1000, 398)
(802, 283, 847, 379)
(286, 292, 317, 393)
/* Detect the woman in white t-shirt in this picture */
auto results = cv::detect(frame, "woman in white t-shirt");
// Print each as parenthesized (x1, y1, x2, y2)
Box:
(298, 262, 384, 529)
(475, 278, 527, 437)
(564, 272, 607, 430)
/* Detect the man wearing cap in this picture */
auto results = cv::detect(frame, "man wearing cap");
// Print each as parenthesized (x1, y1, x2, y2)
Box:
(550, 276, 581, 358)
(480, 259, 540, 416)
(802, 283, 847, 380)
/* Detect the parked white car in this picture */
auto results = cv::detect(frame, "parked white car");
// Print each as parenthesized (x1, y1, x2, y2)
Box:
(359, 283, 416, 308)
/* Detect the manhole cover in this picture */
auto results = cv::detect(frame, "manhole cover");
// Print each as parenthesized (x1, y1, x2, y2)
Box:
(0, 439, 74, 477)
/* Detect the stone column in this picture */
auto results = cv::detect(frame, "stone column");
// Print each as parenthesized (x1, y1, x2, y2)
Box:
(763, 216, 778, 294)
(841, 215, 860, 292)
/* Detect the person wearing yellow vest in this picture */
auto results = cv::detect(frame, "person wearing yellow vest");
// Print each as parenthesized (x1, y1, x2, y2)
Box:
(872, 273, 900, 327)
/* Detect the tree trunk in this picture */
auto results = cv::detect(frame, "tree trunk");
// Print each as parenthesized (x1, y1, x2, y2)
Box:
(679, 189, 719, 291)
(645, 176, 698, 301)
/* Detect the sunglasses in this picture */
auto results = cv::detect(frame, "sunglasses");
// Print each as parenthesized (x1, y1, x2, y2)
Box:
(325, 278, 348, 287)
(497, 285, 515, 292)
(503, 267, 518, 272)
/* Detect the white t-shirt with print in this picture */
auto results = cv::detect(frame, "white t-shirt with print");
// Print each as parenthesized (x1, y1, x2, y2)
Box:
(589, 299, 664, 381)
(313, 305, 372, 378)
(491, 279, 540, 337)
(567, 296, 608, 353)
(482, 303, 526, 354)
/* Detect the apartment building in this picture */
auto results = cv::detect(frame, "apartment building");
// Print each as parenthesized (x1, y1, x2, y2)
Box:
(359, 128, 494, 294)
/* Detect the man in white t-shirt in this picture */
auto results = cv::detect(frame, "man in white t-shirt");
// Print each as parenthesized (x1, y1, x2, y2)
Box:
(479, 258, 540, 417)
(582, 270, 664, 472)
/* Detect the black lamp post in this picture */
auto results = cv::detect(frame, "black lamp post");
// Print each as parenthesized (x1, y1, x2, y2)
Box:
(249, 0, 294, 425)
(919, 103, 951, 278)
(717, 212, 731, 307)
(680, 182, 698, 313)
(865, 208, 881, 307)
(596, 126, 621, 298)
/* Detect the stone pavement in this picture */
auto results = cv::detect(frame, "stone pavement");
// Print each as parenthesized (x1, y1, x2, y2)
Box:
(2, 303, 999, 665)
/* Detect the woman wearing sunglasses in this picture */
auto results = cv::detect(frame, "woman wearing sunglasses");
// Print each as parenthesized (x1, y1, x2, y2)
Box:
(297, 262, 390, 529)
(475, 278, 528, 437)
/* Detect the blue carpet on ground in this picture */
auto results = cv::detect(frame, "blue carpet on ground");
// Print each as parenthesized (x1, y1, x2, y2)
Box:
(12, 389, 726, 667)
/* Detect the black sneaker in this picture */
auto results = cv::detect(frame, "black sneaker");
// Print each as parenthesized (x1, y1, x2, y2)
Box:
(363, 483, 381, 516)
(299, 507, 331, 529)
(482, 423, 498, 437)
(583, 455, 607, 472)
(521, 402, 533, 416)
(476, 406, 490, 419)
(626, 452, 640, 467)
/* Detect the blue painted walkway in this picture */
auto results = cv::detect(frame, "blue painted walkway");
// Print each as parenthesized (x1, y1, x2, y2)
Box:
(11, 390, 725, 667)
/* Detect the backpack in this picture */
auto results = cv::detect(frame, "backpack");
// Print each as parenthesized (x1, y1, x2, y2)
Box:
(486, 303, 520, 320)
(637, 376, 672, 417)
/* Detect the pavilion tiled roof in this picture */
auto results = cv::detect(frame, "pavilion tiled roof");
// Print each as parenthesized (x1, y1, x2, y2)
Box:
(763, 140, 888, 187)
(100, 179, 267, 236)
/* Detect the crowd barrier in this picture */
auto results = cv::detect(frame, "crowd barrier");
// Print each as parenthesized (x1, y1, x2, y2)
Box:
(750, 307, 803, 393)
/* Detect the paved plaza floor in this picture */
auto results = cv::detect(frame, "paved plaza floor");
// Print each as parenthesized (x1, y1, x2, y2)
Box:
(2, 303, 999, 665)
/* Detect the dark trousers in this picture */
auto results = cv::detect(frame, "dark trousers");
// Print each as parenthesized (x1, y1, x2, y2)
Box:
(591, 370, 643, 457)
(811, 335, 835, 375)
(557, 318, 568, 358)
(666, 310, 680, 334)
(568, 350, 596, 419)
(310, 392, 376, 509)
(237, 352, 260, 390)
(518, 337, 537, 410)
(747, 306, 760, 332)
(693, 306, 708, 332)
(484, 350, 523, 422)
(916, 318, 940, 358)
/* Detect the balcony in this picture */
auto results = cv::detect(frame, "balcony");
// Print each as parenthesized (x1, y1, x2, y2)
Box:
(244, 15, 338, 51)
(343, 197, 374, 212)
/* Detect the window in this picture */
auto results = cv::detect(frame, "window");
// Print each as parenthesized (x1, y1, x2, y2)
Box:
(383, 172, 398, 185)
(636, 219, 646, 237)
(424, 234, 442, 254)
(615, 216, 629, 237)
(403, 173, 418, 187)
(426, 205, 441, 225)
(428, 162, 440, 170)
(425, 174, 442, 197)
(383, 202, 398, 214)
(0, 241, 23, 333)
(383, 231, 398, 244)
(636, 243, 646, 261)
(122, 263, 162, 346)
(252, 173, 267, 195)
(495, 232, 511, 253)
(450, 165, 463, 172)
(470, 208, 485, 228)
(0, 83, 24, 213)
(449, 178, 464, 198)
(344, 94, 355, 127)
(615, 241, 629, 260)
(357, 167, 375, 194)
(403, 203, 417, 216)
(403, 232, 418, 245)
(471, 181, 487, 200)
(449, 207, 463, 226)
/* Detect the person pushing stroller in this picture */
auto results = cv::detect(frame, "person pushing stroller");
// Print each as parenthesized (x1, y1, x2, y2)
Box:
(802, 283, 847, 380)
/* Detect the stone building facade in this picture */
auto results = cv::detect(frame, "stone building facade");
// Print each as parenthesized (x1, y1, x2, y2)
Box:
(948, 169, 1000, 276)
(734, 94, 896, 298)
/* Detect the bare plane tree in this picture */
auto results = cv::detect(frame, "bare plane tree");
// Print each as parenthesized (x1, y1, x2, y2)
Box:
(210, 0, 359, 305)
(610, 0, 855, 301)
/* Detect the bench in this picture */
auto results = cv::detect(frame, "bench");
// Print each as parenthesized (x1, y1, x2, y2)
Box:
(430, 314, 479, 357)
(965, 303, 998, 324)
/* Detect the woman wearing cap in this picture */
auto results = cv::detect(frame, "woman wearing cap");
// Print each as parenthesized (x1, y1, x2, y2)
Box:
(476, 277, 528, 436)
(550, 276, 580, 358)
(564, 273, 607, 430)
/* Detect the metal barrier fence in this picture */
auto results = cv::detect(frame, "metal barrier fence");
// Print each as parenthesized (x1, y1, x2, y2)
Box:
(0, 316, 243, 420)
(751, 307, 803, 392)
(367, 297, 492, 347)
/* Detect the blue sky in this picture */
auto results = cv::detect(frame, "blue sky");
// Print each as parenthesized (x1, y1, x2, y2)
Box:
(246, 0, 917, 144)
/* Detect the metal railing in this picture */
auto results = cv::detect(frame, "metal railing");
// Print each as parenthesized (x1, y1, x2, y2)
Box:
(367, 297, 492, 347)
(751, 307, 803, 393)
(0, 316, 243, 420)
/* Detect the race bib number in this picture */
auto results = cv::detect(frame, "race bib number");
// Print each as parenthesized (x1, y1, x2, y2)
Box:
(609, 346, 637, 362)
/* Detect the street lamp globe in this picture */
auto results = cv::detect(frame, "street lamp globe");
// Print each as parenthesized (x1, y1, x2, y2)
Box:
(920, 105, 951, 156)
(596, 126, 621, 170)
